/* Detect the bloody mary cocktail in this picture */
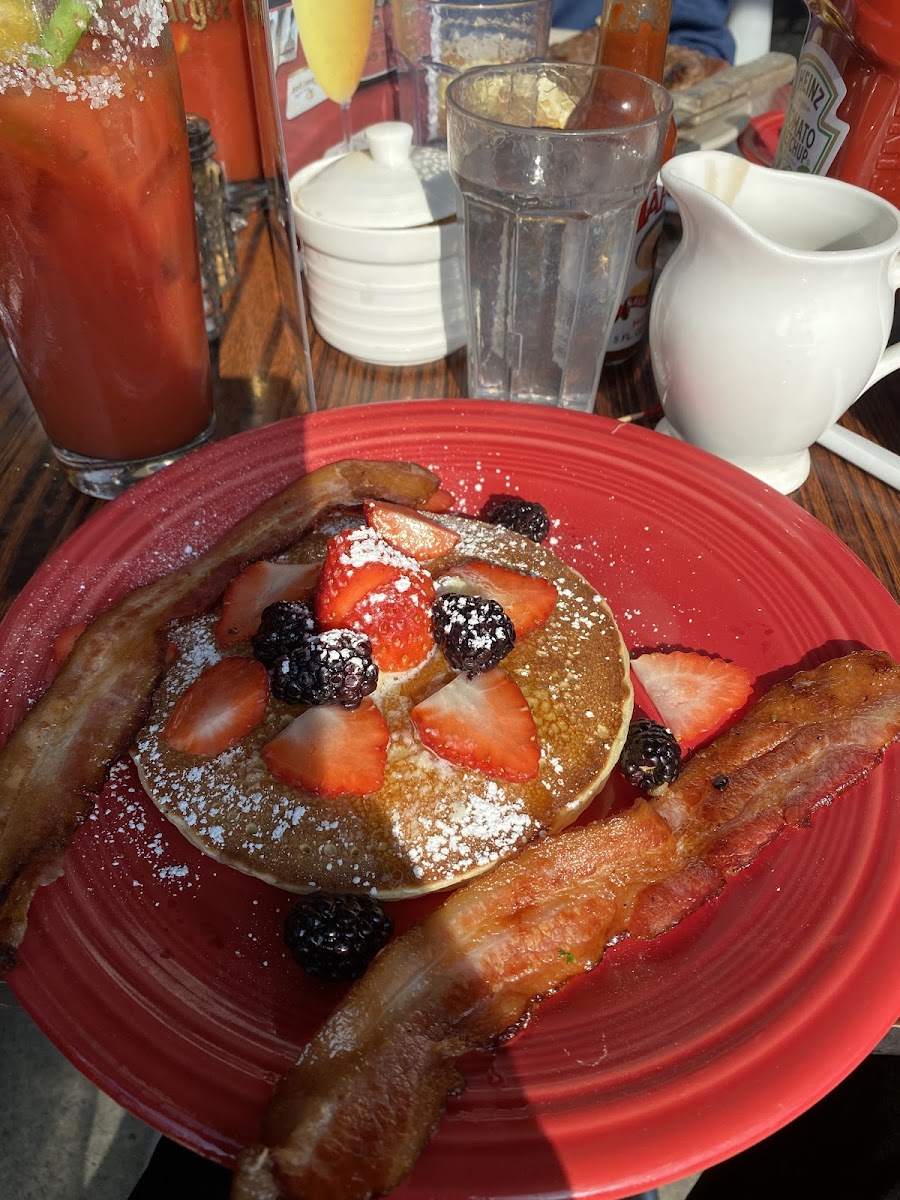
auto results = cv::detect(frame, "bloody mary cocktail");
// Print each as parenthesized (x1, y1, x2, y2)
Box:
(0, 0, 213, 497)
(167, 0, 264, 200)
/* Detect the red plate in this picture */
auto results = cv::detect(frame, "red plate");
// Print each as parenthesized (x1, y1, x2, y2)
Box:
(4, 401, 900, 1199)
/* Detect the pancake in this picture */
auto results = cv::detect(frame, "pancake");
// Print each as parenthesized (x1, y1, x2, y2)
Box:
(133, 510, 633, 898)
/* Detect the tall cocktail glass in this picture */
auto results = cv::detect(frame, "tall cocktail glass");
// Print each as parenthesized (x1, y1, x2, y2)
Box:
(446, 62, 671, 411)
(0, 0, 214, 499)
(167, 0, 266, 212)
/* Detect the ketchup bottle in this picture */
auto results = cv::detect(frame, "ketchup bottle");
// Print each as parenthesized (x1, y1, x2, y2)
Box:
(594, 0, 675, 364)
(774, 0, 900, 207)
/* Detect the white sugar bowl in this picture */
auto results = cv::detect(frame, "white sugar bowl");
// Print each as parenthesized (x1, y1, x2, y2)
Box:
(290, 122, 465, 367)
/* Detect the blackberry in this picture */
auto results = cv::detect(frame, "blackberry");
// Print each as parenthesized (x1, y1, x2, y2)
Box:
(482, 496, 550, 543)
(271, 628, 378, 707)
(432, 592, 515, 675)
(620, 718, 681, 792)
(251, 600, 316, 668)
(284, 893, 393, 981)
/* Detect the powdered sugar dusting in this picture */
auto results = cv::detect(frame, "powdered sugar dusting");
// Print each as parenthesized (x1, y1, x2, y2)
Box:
(88, 758, 201, 893)
(398, 783, 535, 879)
(339, 527, 423, 576)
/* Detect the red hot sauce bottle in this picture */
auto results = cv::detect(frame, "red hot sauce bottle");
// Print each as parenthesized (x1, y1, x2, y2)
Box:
(774, 0, 900, 208)
(594, 0, 675, 365)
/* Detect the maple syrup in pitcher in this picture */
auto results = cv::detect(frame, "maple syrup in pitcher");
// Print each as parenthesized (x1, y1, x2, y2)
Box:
(774, 0, 900, 207)
(593, 0, 675, 364)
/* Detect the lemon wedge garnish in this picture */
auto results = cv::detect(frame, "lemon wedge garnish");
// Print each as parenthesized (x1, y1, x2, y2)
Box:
(0, 0, 41, 61)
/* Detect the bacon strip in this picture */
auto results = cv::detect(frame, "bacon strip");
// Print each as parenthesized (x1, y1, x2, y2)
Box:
(232, 650, 900, 1200)
(0, 460, 439, 971)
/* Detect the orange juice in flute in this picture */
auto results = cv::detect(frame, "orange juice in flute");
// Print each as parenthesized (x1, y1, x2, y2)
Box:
(292, 0, 376, 149)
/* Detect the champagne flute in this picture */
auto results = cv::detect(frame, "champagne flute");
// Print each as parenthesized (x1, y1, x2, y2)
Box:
(292, 0, 376, 151)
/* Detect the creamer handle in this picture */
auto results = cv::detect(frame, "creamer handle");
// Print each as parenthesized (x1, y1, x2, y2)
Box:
(857, 250, 900, 394)
(865, 342, 900, 390)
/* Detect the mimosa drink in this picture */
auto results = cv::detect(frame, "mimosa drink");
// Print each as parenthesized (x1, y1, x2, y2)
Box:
(293, 0, 375, 136)
(0, 0, 213, 497)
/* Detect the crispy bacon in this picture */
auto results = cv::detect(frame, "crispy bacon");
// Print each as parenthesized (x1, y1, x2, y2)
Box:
(0, 460, 439, 971)
(232, 650, 900, 1200)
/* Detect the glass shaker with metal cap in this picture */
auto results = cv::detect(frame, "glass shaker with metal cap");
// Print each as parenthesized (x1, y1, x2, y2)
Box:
(186, 113, 237, 342)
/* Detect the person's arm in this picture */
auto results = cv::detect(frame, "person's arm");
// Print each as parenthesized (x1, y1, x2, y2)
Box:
(670, 0, 735, 62)
(551, 0, 601, 30)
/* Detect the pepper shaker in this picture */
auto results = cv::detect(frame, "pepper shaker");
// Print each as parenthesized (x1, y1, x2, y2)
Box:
(186, 113, 237, 341)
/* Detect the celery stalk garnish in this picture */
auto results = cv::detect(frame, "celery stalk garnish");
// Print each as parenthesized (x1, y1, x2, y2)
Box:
(35, 0, 95, 68)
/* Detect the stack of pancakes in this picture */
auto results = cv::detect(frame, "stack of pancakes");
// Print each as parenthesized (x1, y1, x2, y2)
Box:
(134, 509, 633, 898)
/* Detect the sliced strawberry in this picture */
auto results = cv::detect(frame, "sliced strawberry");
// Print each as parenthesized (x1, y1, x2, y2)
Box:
(345, 571, 436, 672)
(364, 499, 459, 562)
(216, 561, 320, 646)
(630, 650, 754, 746)
(52, 620, 88, 666)
(316, 528, 437, 670)
(411, 668, 540, 781)
(262, 697, 389, 796)
(420, 488, 455, 514)
(315, 529, 406, 628)
(443, 561, 557, 639)
(163, 657, 269, 756)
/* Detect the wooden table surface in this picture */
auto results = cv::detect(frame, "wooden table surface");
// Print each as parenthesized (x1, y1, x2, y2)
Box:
(2, 209, 898, 624)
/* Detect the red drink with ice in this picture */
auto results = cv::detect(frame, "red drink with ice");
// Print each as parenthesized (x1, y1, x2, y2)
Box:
(168, 0, 264, 199)
(0, 1, 213, 495)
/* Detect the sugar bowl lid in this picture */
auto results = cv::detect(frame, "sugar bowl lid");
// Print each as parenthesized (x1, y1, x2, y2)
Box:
(296, 122, 456, 230)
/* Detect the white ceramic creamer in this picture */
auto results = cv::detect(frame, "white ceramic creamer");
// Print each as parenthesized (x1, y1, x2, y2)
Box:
(649, 150, 900, 493)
